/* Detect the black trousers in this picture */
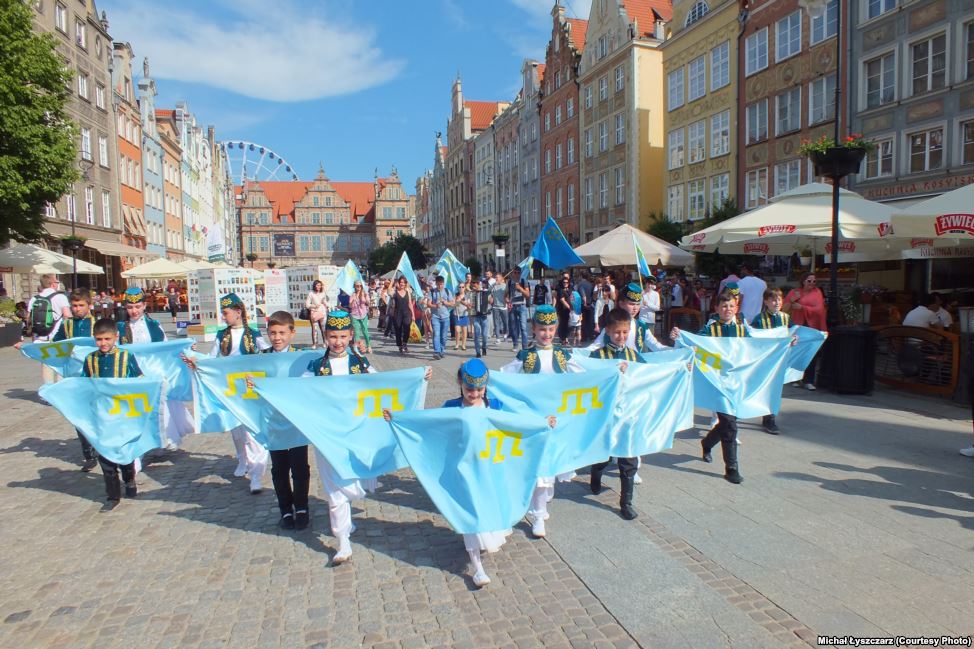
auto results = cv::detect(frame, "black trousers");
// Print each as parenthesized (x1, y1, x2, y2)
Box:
(556, 305, 571, 342)
(591, 456, 638, 478)
(393, 317, 412, 348)
(703, 412, 738, 451)
(581, 305, 595, 341)
(98, 456, 135, 482)
(77, 429, 96, 461)
(270, 446, 310, 516)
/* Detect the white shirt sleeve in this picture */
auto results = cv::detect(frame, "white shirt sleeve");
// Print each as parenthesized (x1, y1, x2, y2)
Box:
(643, 328, 667, 352)
(499, 358, 523, 373)
(256, 335, 271, 351)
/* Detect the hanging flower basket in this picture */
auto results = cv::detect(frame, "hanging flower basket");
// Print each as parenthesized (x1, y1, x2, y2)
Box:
(245, 253, 258, 262)
(60, 236, 86, 252)
(799, 134, 874, 179)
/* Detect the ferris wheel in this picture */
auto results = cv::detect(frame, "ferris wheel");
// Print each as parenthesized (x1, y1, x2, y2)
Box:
(220, 140, 299, 185)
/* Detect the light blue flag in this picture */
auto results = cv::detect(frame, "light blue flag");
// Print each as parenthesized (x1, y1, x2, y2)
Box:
(488, 366, 621, 475)
(517, 256, 534, 279)
(633, 232, 652, 278)
(395, 251, 424, 297)
(39, 377, 164, 465)
(334, 259, 364, 296)
(193, 351, 320, 448)
(388, 408, 551, 535)
(257, 367, 428, 479)
(21, 337, 94, 377)
(530, 216, 585, 269)
(70, 339, 197, 402)
(676, 331, 793, 418)
(435, 248, 469, 292)
(785, 326, 827, 384)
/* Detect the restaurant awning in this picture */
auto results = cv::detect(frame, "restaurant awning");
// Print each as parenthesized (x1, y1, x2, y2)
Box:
(85, 238, 157, 258)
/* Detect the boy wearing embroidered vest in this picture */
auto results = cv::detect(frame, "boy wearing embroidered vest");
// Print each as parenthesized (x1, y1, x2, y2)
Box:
(54, 289, 100, 471)
(751, 288, 790, 435)
(671, 293, 747, 484)
(500, 304, 582, 539)
(82, 318, 144, 509)
(262, 311, 311, 530)
(586, 282, 667, 354)
(588, 307, 645, 519)
(304, 310, 378, 565)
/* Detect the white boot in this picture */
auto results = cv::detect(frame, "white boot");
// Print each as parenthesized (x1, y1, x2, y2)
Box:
(249, 472, 262, 494)
(468, 549, 490, 587)
(527, 485, 550, 538)
(529, 514, 546, 538)
(332, 535, 352, 565)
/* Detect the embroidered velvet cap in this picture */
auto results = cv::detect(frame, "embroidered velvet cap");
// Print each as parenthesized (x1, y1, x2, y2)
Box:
(533, 304, 558, 325)
(623, 282, 643, 303)
(325, 309, 352, 331)
(123, 287, 146, 304)
(219, 292, 243, 309)
(460, 358, 489, 388)
(645, 274, 658, 284)
(724, 281, 741, 295)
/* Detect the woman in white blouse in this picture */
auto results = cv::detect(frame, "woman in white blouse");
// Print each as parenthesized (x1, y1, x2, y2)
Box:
(305, 280, 329, 349)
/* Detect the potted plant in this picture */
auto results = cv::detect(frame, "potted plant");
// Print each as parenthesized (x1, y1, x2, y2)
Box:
(266, 261, 276, 269)
(60, 235, 86, 252)
(491, 233, 509, 247)
(0, 298, 22, 347)
(799, 134, 876, 179)
(797, 247, 813, 267)
(245, 253, 258, 262)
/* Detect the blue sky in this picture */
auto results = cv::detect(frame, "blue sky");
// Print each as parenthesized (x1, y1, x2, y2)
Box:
(99, 0, 593, 189)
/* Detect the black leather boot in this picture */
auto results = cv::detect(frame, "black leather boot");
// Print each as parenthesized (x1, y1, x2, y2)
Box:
(721, 440, 743, 484)
(701, 439, 713, 463)
(103, 470, 122, 506)
(619, 475, 637, 520)
(589, 466, 603, 495)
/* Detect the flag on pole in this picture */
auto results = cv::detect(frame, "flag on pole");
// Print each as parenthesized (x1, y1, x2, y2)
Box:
(395, 252, 423, 297)
(334, 259, 364, 296)
(530, 216, 584, 269)
(517, 256, 534, 279)
(632, 232, 652, 278)
(435, 249, 469, 292)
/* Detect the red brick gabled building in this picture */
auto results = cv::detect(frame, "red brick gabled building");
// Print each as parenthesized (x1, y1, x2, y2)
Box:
(541, 4, 589, 245)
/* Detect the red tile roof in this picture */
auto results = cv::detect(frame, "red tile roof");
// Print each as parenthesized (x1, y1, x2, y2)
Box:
(254, 181, 313, 221)
(622, 0, 672, 36)
(332, 181, 380, 223)
(465, 100, 505, 131)
(566, 18, 588, 52)
(155, 109, 174, 119)
(536, 63, 547, 83)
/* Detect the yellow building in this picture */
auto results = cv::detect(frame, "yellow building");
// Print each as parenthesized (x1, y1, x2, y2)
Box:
(660, 0, 740, 225)
(578, 0, 671, 241)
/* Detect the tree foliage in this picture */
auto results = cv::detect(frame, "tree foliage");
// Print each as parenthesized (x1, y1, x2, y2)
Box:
(689, 199, 748, 279)
(0, 0, 78, 245)
(645, 211, 684, 245)
(367, 233, 427, 275)
(464, 257, 482, 278)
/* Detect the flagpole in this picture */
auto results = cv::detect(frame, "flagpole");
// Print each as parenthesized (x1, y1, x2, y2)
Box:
(632, 234, 644, 292)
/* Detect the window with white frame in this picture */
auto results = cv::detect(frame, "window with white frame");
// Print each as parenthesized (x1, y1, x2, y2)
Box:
(599, 172, 608, 208)
(668, 185, 684, 221)
(746, 168, 768, 209)
(599, 120, 608, 152)
(711, 110, 730, 157)
(688, 120, 706, 164)
(746, 99, 768, 144)
(776, 11, 801, 62)
(598, 35, 608, 59)
(66, 192, 76, 221)
(555, 70, 562, 89)
(745, 28, 768, 76)
(776, 87, 801, 135)
(54, 2, 66, 31)
(555, 105, 562, 125)
(615, 65, 625, 92)
(544, 112, 551, 132)
(688, 56, 706, 102)
(867, 0, 896, 20)
(80, 127, 91, 160)
(95, 84, 105, 109)
(865, 137, 894, 178)
(568, 183, 575, 214)
(614, 168, 625, 205)
(688, 180, 706, 220)
(556, 143, 563, 169)
(568, 137, 575, 164)
(962, 120, 974, 165)
(599, 75, 608, 101)
(545, 149, 551, 174)
(556, 187, 563, 218)
(685, 1, 710, 26)
(711, 41, 730, 90)
(967, 23, 974, 79)
(668, 69, 685, 111)
(774, 159, 801, 196)
(585, 177, 593, 210)
(615, 114, 625, 145)
(865, 52, 896, 108)
(84, 186, 94, 224)
(78, 72, 88, 99)
(710, 174, 729, 208)
(584, 85, 593, 109)
(668, 128, 685, 169)
(98, 135, 108, 168)
(545, 192, 551, 218)
(585, 128, 593, 157)
(75, 19, 86, 48)
(910, 33, 946, 96)
(908, 127, 943, 172)
(567, 98, 574, 118)
(809, 74, 836, 124)
(810, 0, 838, 44)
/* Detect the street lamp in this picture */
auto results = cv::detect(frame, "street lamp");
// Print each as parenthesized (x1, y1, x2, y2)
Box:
(801, 0, 843, 329)
(67, 158, 95, 290)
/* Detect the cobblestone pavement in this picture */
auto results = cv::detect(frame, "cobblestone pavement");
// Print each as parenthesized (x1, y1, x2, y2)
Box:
(0, 319, 972, 648)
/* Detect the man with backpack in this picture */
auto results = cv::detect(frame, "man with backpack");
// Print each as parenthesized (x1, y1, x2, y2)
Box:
(15, 274, 72, 386)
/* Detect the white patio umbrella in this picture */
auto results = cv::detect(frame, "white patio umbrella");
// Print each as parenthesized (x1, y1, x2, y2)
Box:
(678, 183, 907, 257)
(180, 259, 215, 271)
(890, 183, 974, 243)
(573, 223, 694, 267)
(0, 242, 104, 275)
(120, 257, 189, 279)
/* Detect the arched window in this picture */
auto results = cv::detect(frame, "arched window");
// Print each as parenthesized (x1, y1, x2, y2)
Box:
(684, 1, 710, 26)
